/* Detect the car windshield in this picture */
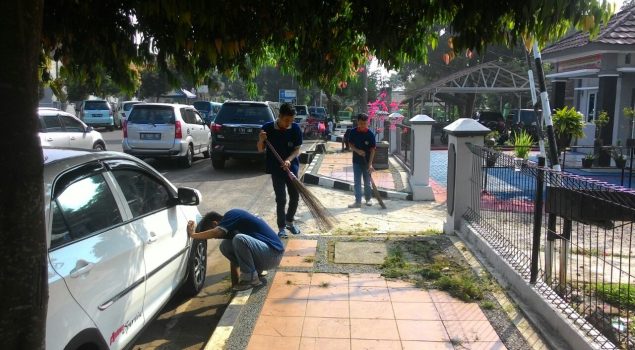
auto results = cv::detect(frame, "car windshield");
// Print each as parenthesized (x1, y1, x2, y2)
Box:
(84, 101, 109, 110)
(123, 102, 140, 111)
(295, 106, 308, 115)
(215, 104, 272, 124)
(193, 101, 211, 112)
(128, 106, 175, 124)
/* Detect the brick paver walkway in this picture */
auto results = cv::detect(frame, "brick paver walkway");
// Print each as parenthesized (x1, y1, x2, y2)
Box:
(318, 153, 396, 190)
(246, 240, 506, 350)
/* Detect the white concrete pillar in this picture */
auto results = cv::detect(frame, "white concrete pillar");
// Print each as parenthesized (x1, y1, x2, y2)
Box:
(389, 126, 397, 153)
(409, 114, 435, 200)
(443, 118, 490, 234)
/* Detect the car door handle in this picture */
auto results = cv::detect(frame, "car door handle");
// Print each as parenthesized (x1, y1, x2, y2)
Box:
(147, 234, 157, 244)
(46, 137, 54, 141)
(70, 136, 76, 140)
(70, 260, 95, 278)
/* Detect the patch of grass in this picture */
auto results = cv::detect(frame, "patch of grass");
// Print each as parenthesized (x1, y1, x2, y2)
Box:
(381, 247, 411, 278)
(435, 273, 485, 302)
(595, 283, 635, 310)
(481, 300, 496, 310)
(303, 256, 315, 263)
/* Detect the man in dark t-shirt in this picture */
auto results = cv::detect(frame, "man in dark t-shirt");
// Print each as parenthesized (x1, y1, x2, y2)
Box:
(347, 113, 376, 208)
(257, 103, 303, 238)
(188, 209, 284, 291)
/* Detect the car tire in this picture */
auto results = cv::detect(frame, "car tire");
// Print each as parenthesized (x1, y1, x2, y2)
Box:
(211, 157, 225, 169)
(181, 239, 207, 297)
(107, 125, 114, 131)
(181, 145, 193, 168)
(92, 142, 106, 151)
(202, 143, 211, 158)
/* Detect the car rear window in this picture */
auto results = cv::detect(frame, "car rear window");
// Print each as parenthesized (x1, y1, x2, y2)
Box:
(84, 101, 110, 110)
(215, 104, 273, 124)
(193, 101, 211, 112)
(128, 106, 175, 124)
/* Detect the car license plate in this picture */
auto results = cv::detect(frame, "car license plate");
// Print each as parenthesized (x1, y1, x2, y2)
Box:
(238, 128, 252, 134)
(140, 133, 161, 140)
(92, 114, 102, 117)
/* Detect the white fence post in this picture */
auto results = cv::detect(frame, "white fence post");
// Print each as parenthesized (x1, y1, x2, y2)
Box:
(443, 118, 490, 234)
(409, 115, 435, 200)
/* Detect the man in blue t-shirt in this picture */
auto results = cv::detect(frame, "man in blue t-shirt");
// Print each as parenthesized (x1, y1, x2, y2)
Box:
(347, 113, 376, 208)
(257, 103, 303, 238)
(187, 209, 284, 291)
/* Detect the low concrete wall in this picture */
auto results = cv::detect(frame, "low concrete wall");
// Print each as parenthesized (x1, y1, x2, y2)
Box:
(457, 220, 612, 350)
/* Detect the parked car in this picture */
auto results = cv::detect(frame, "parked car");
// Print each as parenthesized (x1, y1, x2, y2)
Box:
(80, 99, 117, 131)
(193, 101, 222, 126)
(473, 110, 504, 129)
(210, 101, 278, 169)
(293, 105, 309, 132)
(118, 101, 144, 126)
(308, 106, 327, 121)
(38, 107, 106, 150)
(44, 148, 206, 350)
(122, 103, 211, 168)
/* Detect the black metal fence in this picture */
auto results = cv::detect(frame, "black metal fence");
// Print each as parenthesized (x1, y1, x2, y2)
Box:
(466, 144, 635, 349)
(394, 124, 413, 171)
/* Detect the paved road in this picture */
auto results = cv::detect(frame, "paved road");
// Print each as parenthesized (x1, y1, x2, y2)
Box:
(98, 129, 314, 349)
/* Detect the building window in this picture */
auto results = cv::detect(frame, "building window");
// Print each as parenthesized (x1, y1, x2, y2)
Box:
(587, 93, 596, 122)
(626, 53, 631, 65)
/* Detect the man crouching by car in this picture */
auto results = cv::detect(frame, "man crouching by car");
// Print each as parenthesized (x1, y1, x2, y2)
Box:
(187, 208, 284, 291)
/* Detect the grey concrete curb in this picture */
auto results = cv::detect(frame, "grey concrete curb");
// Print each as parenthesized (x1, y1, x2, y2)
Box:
(301, 153, 413, 201)
(457, 220, 612, 350)
(204, 289, 251, 350)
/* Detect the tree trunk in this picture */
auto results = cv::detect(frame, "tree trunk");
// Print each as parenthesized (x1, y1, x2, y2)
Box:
(0, 1, 47, 349)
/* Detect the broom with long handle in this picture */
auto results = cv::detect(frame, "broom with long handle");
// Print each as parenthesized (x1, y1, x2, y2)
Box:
(265, 140, 335, 231)
(362, 158, 387, 209)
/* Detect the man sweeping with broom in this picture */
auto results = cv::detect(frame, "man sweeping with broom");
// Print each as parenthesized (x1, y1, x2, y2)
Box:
(258, 103, 303, 238)
(347, 113, 377, 208)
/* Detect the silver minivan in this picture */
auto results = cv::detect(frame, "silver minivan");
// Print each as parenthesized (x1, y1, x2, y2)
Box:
(122, 103, 211, 168)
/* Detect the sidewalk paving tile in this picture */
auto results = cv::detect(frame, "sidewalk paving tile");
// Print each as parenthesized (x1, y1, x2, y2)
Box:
(279, 256, 315, 268)
(260, 299, 307, 317)
(272, 271, 312, 285)
(252, 315, 304, 337)
(247, 335, 300, 350)
(350, 318, 400, 340)
(349, 286, 391, 302)
(350, 339, 402, 350)
(308, 283, 349, 301)
(306, 300, 349, 318)
(349, 301, 394, 319)
(301, 317, 350, 338)
(463, 341, 508, 349)
(349, 273, 387, 287)
(401, 341, 454, 350)
(397, 320, 450, 342)
(392, 302, 440, 320)
(267, 284, 311, 299)
(388, 287, 432, 303)
(299, 337, 351, 350)
(310, 272, 349, 286)
(429, 289, 463, 303)
(443, 320, 500, 343)
(435, 303, 488, 321)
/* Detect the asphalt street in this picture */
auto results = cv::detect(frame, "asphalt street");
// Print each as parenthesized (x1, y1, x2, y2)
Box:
(99, 129, 315, 349)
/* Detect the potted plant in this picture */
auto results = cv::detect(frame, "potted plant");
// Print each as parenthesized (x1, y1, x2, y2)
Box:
(552, 106, 585, 154)
(624, 107, 635, 141)
(593, 111, 610, 166)
(611, 146, 627, 169)
(582, 153, 595, 168)
(512, 129, 533, 170)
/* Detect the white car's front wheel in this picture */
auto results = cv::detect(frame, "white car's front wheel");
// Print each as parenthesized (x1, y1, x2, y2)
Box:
(181, 239, 207, 296)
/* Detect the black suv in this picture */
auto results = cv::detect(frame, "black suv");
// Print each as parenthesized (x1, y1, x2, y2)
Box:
(210, 101, 279, 169)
